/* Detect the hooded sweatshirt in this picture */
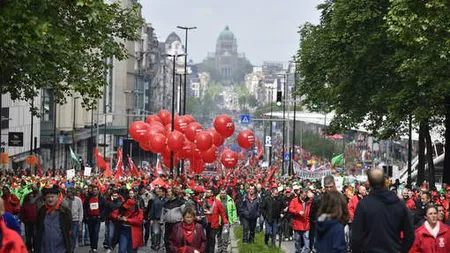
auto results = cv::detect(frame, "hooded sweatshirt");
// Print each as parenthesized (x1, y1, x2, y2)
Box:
(351, 188, 415, 253)
(315, 214, 346, 253)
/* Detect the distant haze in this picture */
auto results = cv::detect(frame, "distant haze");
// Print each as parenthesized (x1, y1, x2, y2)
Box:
(141, 0, 322, 65)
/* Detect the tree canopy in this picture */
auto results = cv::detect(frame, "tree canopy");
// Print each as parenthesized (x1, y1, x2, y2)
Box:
(0, 0, 143, 109)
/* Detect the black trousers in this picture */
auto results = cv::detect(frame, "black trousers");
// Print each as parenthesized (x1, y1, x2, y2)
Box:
(241, 218, 257, 243)
(143, 221, 150, 244)
(206, 224, 220, 253)
(309, 222, 316, 248)
(164, 222, 177, 253)
(24, 222, 37, 252)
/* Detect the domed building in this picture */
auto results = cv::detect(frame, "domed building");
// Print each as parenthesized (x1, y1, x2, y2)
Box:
(198, 26, 252, 84)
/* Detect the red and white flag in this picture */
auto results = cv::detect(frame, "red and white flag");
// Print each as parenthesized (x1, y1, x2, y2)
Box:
(154, 159, 163, 176)
(114, 148, 124, 179)
(128, 156, 140, 177)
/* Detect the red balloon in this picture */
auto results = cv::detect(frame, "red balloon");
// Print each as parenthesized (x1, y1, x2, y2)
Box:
(129, 121, 149, 142)
(174, 116, 188, 133)
(214, 115, 235, 138)
(150, 133, 167, 153)
(208, 129, 225, 147)
(147, 126, 165, 137)
(184, 115, 196, 124)
(161, 146, 171, 158)
(185, 122, 203, 142)
(167, 131, 185, 152)
(139, 139, 152, 151)
(193, 147, 202, 159)
(220, 149, 238, 168)
(237, 130, 256, 149)
(190, 157, 204, 174)
(195, 131, 213, 151)
(202, 145, 217, 163)
(148, 121, 165, 129)
(181, 141, 194, 159)
(158, 110, 172, 125)
(145, 115, 162, 125)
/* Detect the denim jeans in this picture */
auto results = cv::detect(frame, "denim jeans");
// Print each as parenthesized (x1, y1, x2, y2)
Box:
(87, 218, 101, 250)
(106, 221, 116, 249)
(83, 222, 90, 244)
(265, 219, 278, 245)
(151, 222, 162, 249)
(119, 226, 137, 253)
(294, 230, 309, 253)
(70, 221, 80, 251)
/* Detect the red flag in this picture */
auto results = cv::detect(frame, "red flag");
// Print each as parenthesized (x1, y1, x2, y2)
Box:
(128, 156, 140, 177)
(256, 139, 263, 159)
(155, 159, 163, 176)
(114, 148, 124, 179)
(94, 147, 108, 169)
(104, 163, 112, 178)
(37, 160, 44, 176)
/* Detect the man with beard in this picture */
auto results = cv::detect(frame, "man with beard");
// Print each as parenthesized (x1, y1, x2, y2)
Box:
(20, 183, 44, 252)
(280, 187, 294, 241)
(261, 185, 284, 247)
(103, 190, 123, 253)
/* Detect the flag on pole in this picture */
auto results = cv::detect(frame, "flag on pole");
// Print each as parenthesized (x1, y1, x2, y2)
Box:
(114, 147, 124, 179)
(69, 147, 80, 165)
(331, 154, 344, 167)
(128, 156, 140, 177)
(155, 159, 163, 176)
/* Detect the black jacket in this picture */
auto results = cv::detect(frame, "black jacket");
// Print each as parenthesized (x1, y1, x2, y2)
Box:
(103, 199, 123, 221)
(238, 194, 260, 220)
(351, 188, 415, 253)
(35, 204, 72, 253)
(309, 193, 323, 224)
(261, 195, 284, 223)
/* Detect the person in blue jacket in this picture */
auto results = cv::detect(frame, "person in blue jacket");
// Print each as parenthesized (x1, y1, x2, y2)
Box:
(315, 191, 348, 253)
(0, 198, 21, 235)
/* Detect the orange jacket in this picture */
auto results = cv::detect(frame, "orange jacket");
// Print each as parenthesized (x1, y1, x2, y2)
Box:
(0, 219, 27, 253)
(409, 222, 450, 253)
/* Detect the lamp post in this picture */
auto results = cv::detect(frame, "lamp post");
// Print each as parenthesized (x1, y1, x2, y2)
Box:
(282, 75, 287, 175)
(72, 96, 80, 154)
(177, 26, 197, 115)
(165, 53, 185, 175)
(269, 87, 274, 166)
(52, 97, 57, 175)
(124, 90, 134, 164)
(290, 59, 297, 175)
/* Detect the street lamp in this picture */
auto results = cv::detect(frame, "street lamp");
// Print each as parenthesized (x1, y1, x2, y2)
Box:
(177, 26, 197, 115)
(165, 53, 185, 175)
(72, 96, 80, 154)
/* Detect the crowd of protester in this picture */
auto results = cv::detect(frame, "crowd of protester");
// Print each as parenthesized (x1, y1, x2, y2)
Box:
(0, 167, 449, 253)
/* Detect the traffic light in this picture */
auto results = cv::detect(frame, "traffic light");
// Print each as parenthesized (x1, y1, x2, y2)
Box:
(276, 91, 282, 106)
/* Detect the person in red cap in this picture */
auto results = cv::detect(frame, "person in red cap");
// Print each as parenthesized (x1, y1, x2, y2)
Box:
(0, 198, 27, 253)
(111, 198, 144, 253)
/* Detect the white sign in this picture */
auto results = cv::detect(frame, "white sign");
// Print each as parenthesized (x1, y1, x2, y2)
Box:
(66, 169, 75, 180)
(84, 167, 92, 177)
(334, 176, 344, 191)
(265, 136, 272, 147)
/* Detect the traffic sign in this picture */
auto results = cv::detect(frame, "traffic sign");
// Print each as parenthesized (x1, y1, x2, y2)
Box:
(265, 136, 272, 147)
(240, 114, 251, 125)
(284, 153, 290, 161)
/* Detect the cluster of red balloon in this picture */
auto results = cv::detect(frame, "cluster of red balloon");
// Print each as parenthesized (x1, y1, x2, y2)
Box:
(128, 110, 255, 173)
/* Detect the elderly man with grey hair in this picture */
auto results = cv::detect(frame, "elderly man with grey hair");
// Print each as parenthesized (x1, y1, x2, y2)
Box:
(65, 187, 83, 251)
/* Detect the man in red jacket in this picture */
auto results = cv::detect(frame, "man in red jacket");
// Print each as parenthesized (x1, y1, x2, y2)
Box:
(348, 186, 367, 222)
(205, 187, 228, 253)
(289, 188, 312, 253)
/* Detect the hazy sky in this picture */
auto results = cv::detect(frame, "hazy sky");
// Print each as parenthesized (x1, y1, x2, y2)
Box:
(141, 0, 323, 65)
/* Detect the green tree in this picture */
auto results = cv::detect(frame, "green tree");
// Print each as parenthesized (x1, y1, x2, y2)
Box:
(0, 0, 143, 109)
(386, 0, 450, 184)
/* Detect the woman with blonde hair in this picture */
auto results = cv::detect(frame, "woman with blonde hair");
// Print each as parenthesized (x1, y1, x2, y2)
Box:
(315, 191, 349, 253)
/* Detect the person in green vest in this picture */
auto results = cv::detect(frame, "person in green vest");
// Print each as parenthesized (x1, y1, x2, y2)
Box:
(216, 188, 238, 253)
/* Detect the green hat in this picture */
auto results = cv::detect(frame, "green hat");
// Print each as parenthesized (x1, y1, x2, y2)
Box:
(185, 189, 194, 195)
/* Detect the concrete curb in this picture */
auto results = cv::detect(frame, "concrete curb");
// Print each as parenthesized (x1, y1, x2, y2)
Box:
(230, 225, 239, 253)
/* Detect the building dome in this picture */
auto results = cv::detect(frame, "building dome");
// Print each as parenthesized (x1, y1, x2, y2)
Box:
(218, 26, 235, 41)
(165, 32, 181, 45)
